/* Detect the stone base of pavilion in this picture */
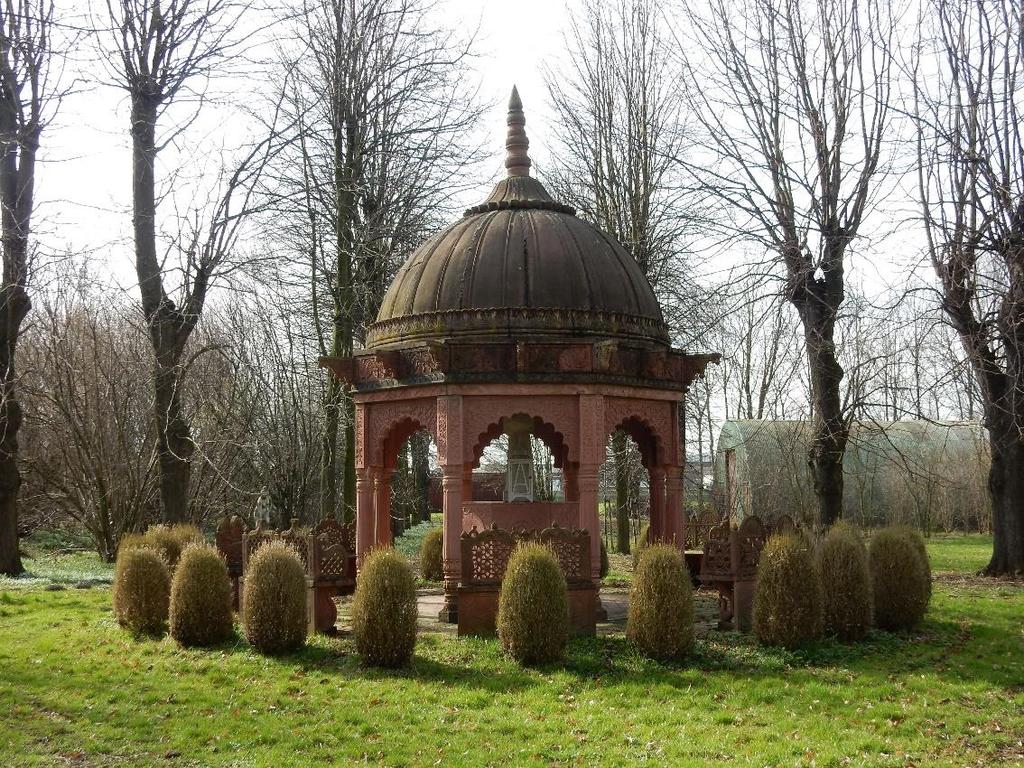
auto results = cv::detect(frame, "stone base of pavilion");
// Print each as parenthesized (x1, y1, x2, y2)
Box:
(331, 587, 723, 638)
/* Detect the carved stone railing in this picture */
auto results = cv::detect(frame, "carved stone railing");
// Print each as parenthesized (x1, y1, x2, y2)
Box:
(460, 525, 516, 586)
(460, 523, 591, 586)
(238, 517, 357, 635)
(215, 515, 247, 610)
(771, 513, 799, 537)
(685, 509, 723, 551)
(461, 501, 579, 535)
(458, 523, 596, 637)
(699, 515, 767, 632)
(308, 518, 356, 583)
(533, 524, 591, 585)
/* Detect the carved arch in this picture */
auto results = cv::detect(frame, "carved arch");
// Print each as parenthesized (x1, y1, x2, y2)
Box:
(366, 399, 438, 468)
(470, 413, 570, 470)
(463, 395, 579, 465)
(603, 398, 674, 469)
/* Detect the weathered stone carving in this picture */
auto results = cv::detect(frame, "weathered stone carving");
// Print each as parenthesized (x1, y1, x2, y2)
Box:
(460, 525, 516, 586)
(699, 515, 767, 632)
(215, 515, 247, 610)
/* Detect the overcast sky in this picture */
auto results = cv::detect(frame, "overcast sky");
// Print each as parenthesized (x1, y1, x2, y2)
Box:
(33, 0, 578, 291)
(32, 0, 919, 304)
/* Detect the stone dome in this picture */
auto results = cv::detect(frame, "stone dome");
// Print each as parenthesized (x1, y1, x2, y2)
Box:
(366, 88, 668, 350)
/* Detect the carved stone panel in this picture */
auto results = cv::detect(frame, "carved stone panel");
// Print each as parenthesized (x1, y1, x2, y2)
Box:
(436, 395, 463, 468)
(736, 515, 766, 579)
(577, 394, 604, 466)
(309, 519, 354, 581)
(460, 526, 516, 585)
(215, 516, 247, 578)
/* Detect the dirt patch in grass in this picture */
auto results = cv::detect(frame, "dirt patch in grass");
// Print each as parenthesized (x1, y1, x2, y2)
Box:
(934, 571, 1024, 588)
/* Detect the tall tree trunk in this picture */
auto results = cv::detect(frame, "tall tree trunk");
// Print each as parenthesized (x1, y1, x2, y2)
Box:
(320, 80, 357, 523)
(790, 239, 848, 528)
(0, 254, 29, 575)
(0, 209, 30, 574)
(319, 374, 342, 520)
(804, 325, 848, 527)
(411, 430, 430, 522)
(152, 360, 192, 523)
(132, 97, 192, 523)
(985, 420, 1024, 575)
(613, 431, 631, 554)
(0, 28, 39, 574)
(0, 381, 26, 576)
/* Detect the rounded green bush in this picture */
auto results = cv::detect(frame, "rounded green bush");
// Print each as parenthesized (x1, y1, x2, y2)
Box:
(497, 542, 569, 665)
(242, 541, 307, 654)
(869, 527, 931, 631)
(419, 528, 443, 582)
(137, 523, 203, 571)
(753, 533, 823, 649)
(891, 525, 932, 601)
(113, 547, 170, 636)
(169, 543, 234, 647)
(627, 544, 694, 660)
(117, 531, 152, 557)
(818, 523, 873, 641)
(352, 548, 418, 668)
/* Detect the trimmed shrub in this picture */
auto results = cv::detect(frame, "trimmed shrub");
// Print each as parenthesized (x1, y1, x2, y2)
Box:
(818, 523, 873, 641)
(117, 532, 152, 556)
(627, 544, 694, 660)
(892, 525, 932, 601)
(599, 539, 609, 579)
(122, 524, 203, 571)
(147, 524, 203, 571)
(419, 528, 443, 582)
(112, 547, 170, 635)
(242, 541, 307, 654)
(352, 548, 418, 668)
(869, 527, 931, 631)
(169, 543, 234, 647)
(497, 542, 569, 665)
(753, 533, 823, 649)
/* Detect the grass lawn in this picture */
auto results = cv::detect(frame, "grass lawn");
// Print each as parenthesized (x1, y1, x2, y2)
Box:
(1, 536, 1022, 767)
(925, 534, 995, 574)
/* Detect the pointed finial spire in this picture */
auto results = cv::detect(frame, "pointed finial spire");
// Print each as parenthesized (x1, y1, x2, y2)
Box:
(505, 85, 531, 177)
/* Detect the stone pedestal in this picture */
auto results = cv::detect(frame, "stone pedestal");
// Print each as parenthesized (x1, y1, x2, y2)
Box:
(504, 414, 534, 502)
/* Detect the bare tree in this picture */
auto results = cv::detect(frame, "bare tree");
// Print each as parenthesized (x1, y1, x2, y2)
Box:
(914, 0, 1024, 574)
(99, 0, 277, 522)
(716, 283, 805, 421)
(677, 0, 897, 526)
(19, 279, 158, 561)
(546, 0, 698, 551)
(273, 0, 482, 520)
(0, 0, 60, 574)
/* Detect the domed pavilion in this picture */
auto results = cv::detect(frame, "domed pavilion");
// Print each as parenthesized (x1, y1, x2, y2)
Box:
(322, 88, 717, 623)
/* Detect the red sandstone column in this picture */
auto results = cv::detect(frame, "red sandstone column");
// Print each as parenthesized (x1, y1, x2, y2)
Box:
(577, 465, 601, 580)
(374, 469, 392, 547)
(462, 465, 473, 504)
(665, 465, 685, 552)
(437, 395, 464, 623)
(578, 394, 604, 583)
(649, 466, 666, 542)
(563, 463, 579, 502)
(355, 468, 374, 569)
